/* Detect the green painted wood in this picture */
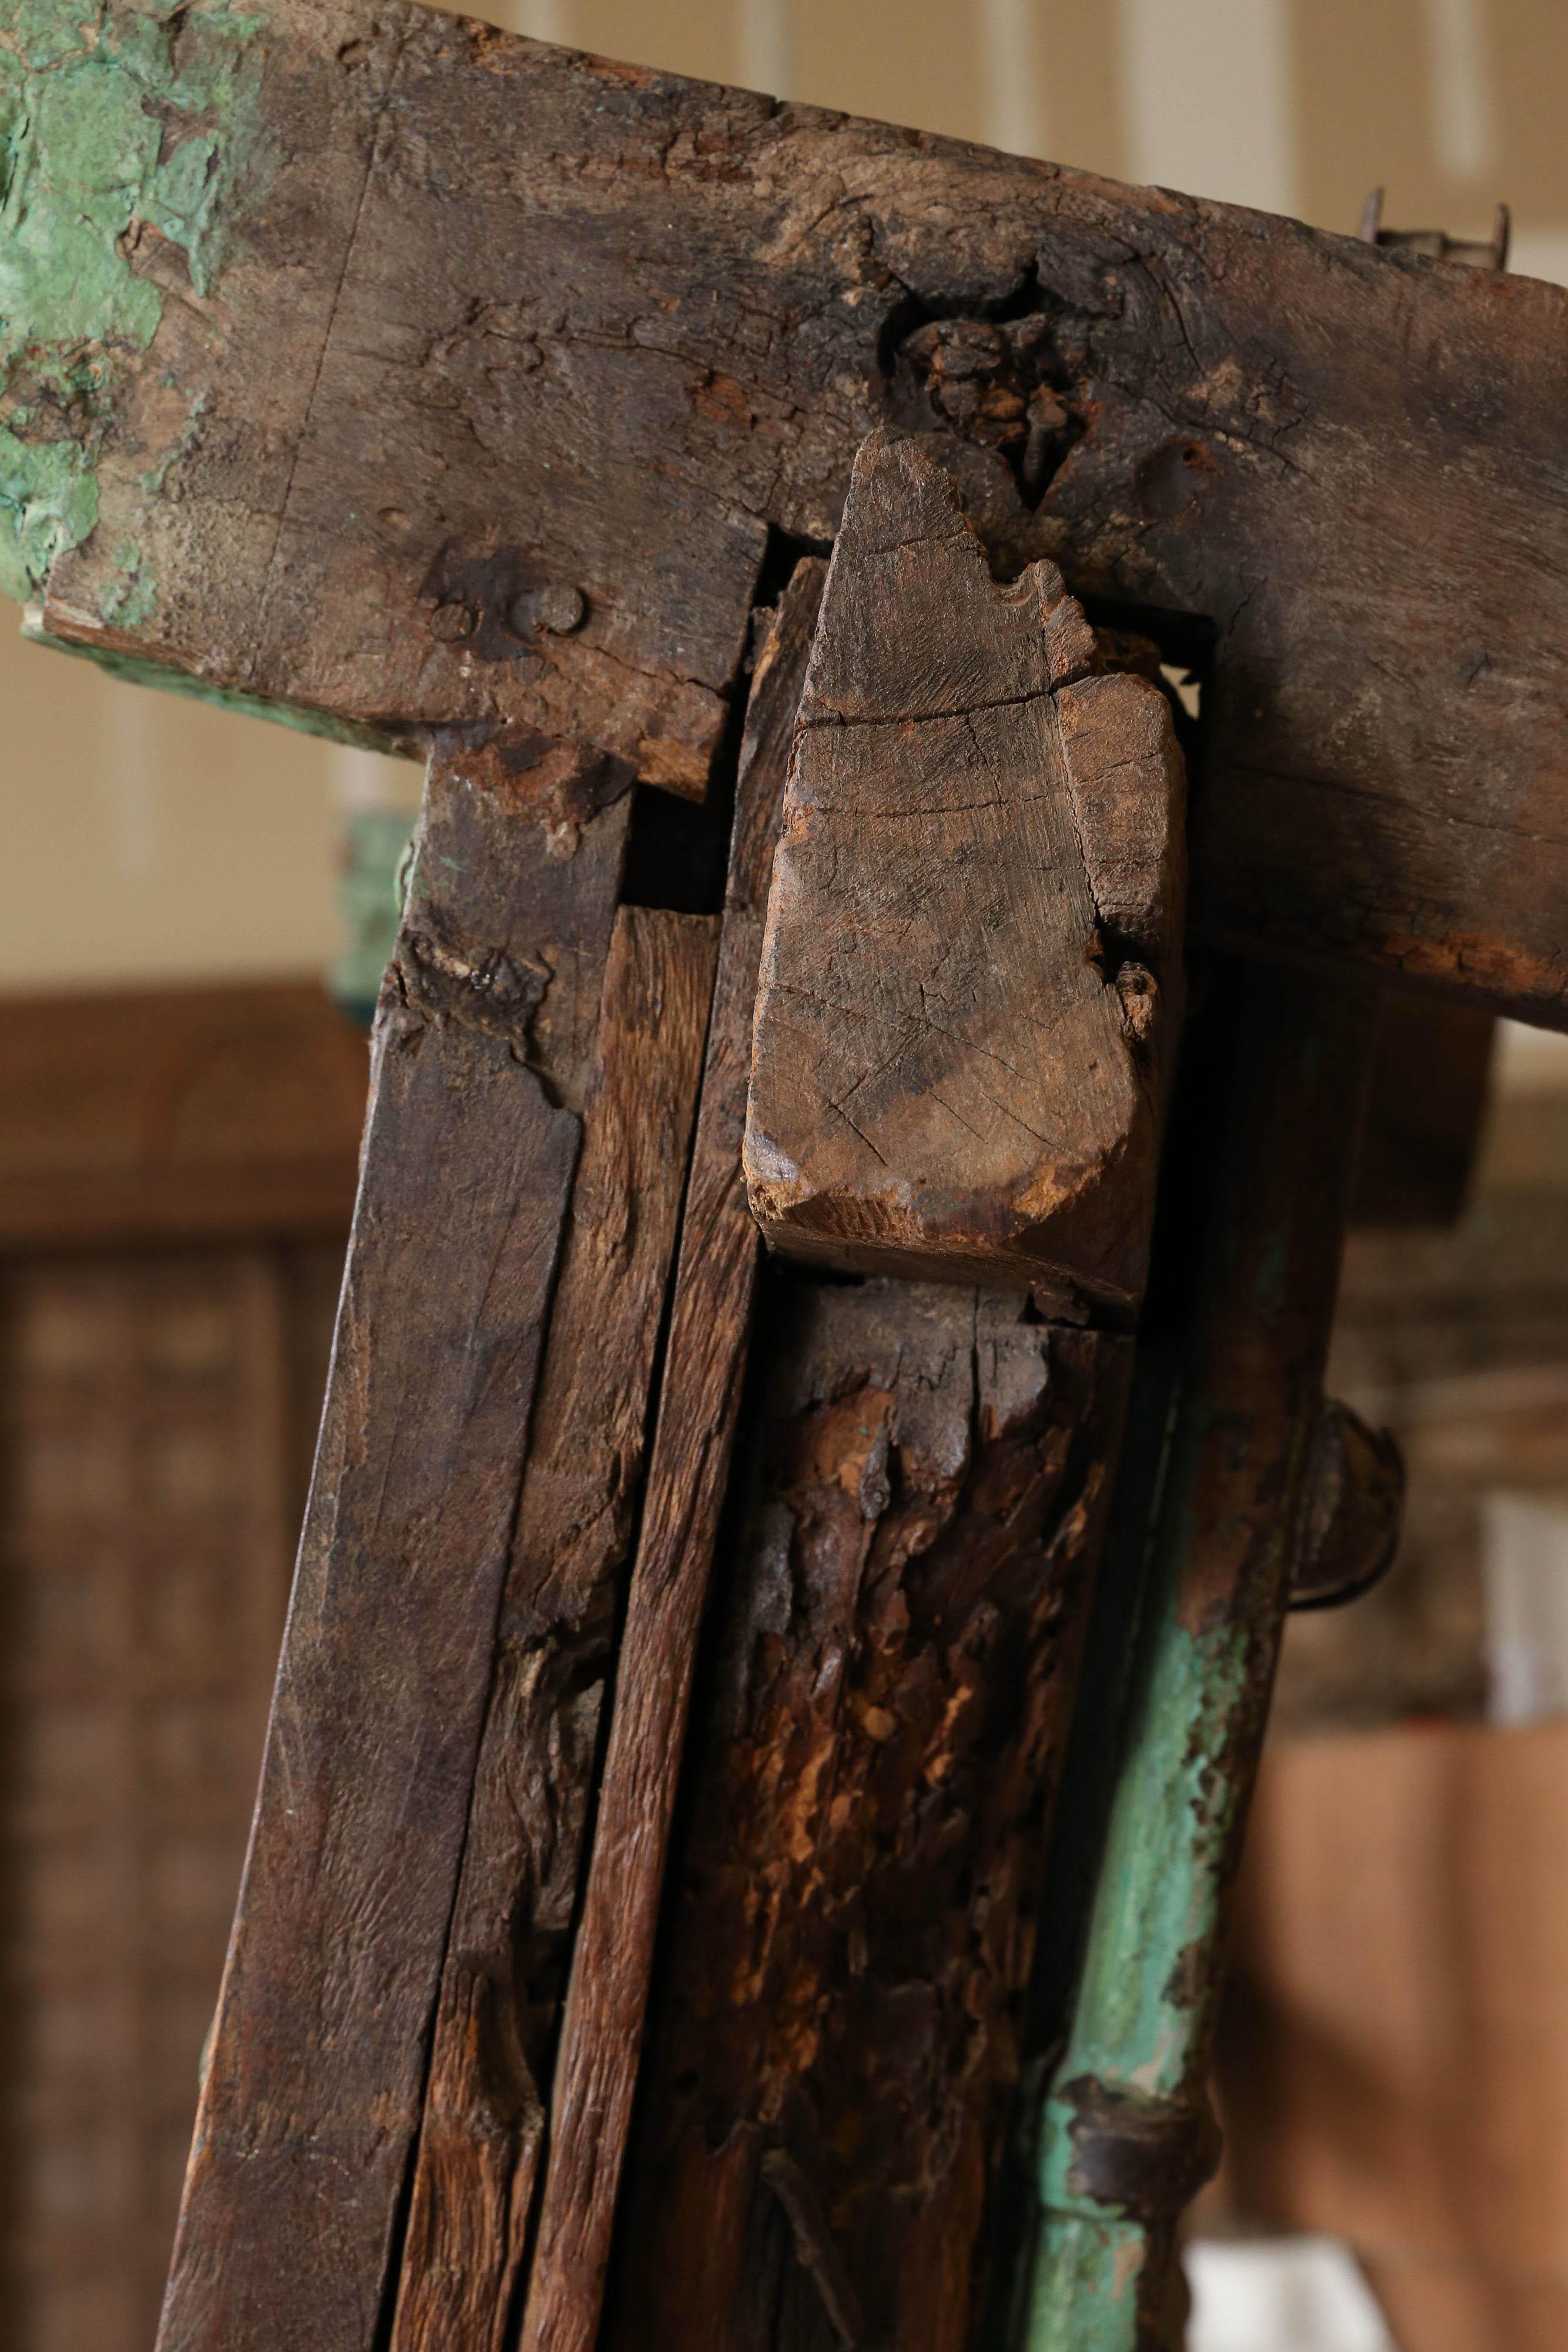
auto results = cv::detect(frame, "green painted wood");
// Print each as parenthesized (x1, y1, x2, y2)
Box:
(1015, 973, 1376, 2351)
(0, 0, 272, 606)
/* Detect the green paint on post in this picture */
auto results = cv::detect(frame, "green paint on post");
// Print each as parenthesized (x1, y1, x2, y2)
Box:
(332, 808, 417, 1028)
(1024, 2214, 1160, 2349)
(1022, 1601, 1259, 2350)
(0, 0, 269, 602)
(1012, 981, 1373, 2352)
(1042, 1602, 1258, 2111)
(0, 424, 95, 599)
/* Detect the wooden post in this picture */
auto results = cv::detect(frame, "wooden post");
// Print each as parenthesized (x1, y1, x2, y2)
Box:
(1015, 972, 1376, 2351)
(588, 433, 1186, 2351)
(154, 422, 1189, 2350)
(158, 741, 639, 2352)
(604, 1278, 1136, 2352)
(513, 560, 825, 2352)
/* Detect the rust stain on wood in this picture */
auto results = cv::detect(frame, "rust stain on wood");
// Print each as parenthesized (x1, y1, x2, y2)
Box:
(603, 1279, 1135, 2352)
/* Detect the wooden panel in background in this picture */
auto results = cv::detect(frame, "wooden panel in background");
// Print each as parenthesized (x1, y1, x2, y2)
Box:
(0, 1244, 341, 2352)
(0, 984, 369, 1249)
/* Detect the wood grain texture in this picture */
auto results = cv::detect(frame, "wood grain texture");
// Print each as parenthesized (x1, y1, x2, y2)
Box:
(515, 557, 827, 2352)
(603, 1277, 1134, 2352)
(0, 983, 367, 1248)
(155, 744, 631, 2352)
(386, 905, 717, 2352)
(746, 429, 1183, 1309)
(20, 0, 1568, 1018)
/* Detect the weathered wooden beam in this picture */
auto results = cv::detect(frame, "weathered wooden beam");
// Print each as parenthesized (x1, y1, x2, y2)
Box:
(747, 429, 1183, 1308)
(9, 0, 1568, 1020)
(386, 903, 717, 2352)
(604, 1277, 1134, 2352)
(156, 737, 631, 2352)
(0, 981, 367, 1247)
(510, 557, 824, 2352)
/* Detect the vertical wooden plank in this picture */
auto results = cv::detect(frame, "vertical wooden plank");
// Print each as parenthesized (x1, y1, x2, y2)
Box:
(156, 744, 631, 2352)
(387, 905, 718, 2352)
(516, 559, 827, 2352)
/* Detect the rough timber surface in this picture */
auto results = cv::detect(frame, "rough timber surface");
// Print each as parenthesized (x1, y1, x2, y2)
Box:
(386, 906, 717, 2352)
(13, 1, 1568, 1019)
(603, 1277, 1134, 2352)
(154, 744, 630, 2352)
(516, 559, 826, 2352)
(746, 430, 1183, 1308)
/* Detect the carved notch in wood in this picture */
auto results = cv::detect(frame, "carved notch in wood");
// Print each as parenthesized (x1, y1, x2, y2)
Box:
(744, 429, 1185, 1318)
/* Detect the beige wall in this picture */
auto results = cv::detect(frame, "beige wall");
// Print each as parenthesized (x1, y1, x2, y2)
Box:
(5, 0, 1563, 994)
(0, 641, 419, 995)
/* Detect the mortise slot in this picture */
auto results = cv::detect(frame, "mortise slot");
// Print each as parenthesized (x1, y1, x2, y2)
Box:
(620, 530, 829, 917)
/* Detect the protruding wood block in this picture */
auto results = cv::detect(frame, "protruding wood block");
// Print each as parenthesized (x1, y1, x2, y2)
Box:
(745, 430, 1185, 1315)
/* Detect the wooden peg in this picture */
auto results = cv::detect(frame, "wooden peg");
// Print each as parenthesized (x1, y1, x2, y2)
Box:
(744, 429, 1185, 1319)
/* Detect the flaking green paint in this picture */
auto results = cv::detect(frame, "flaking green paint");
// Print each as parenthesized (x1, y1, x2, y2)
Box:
(1012, 981, 1367, 2351)
(0, 0, 268, 602)
(1022, 2214, 1159, 2347)
(1021, 1586, 1259, 2349)
(1017, 1356, 1302, 2351)
(0, 422, 95, 597)
(100, 535, 154, 626)
(1042, 1528, 1261, 2110)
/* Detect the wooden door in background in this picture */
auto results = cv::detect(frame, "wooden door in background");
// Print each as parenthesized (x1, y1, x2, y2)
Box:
(0, 986, 366, 2352)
